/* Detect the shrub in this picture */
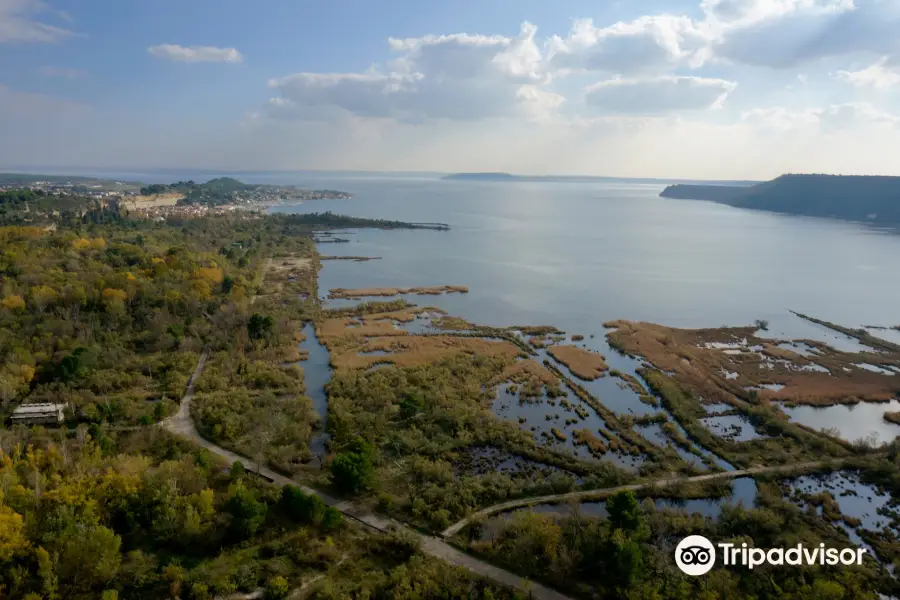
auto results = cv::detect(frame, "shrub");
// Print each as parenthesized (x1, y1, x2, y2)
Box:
(281, 485, 325, 524)
(265, 576, 289, 599)
(330, 437, 375, 495)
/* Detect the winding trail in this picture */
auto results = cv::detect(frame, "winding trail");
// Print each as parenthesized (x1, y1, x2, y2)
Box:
(440, 459, 845, 538)
(162, 347, 573, 600)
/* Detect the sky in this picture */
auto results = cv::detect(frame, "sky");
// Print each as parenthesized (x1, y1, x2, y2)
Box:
(2, 0, 900, 178)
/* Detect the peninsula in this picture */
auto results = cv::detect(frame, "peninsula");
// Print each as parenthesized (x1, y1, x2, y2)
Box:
(661, 173, 900, 224)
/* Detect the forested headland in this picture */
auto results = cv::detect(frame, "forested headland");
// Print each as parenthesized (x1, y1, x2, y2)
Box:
(660, 174, 900, 224)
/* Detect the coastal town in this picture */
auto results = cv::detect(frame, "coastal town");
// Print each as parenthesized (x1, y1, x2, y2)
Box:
(0, 174, 352, 222)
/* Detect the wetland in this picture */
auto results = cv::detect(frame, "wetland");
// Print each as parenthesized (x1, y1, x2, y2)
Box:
(263, 176, 900, 598)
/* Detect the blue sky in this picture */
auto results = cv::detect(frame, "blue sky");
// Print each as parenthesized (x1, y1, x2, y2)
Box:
(2, 0, 900, 177)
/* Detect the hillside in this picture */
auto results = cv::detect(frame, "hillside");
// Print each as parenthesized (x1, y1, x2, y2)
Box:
(661, 174, 900, 224)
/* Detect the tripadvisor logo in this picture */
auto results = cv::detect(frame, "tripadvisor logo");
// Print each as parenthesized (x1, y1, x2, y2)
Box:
(675, 535, 867, 576)
(676, 535, 716, 576)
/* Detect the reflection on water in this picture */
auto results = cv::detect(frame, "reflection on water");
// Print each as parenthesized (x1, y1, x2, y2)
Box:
(787, 471, 896, 562)
(270, 177, 900, 464)
(755, 316, 878, 354)
(491, 383, 643, 470)
(700, 414, 767, 442)
(299, 323, 333, 456)
(476, 477, 758, 541)
(777, 341, 818, 357)
(781, 399, 900, 445)
(789, 472, 893, 532)
(635, 423, 707, 468)
(863, 327, 900, 347)
(855, 363, 896, 376)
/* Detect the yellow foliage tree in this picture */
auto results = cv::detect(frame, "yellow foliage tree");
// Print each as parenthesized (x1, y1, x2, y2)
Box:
(191, 279, 212, 301)
(72, 237, 106, 250)
(103, 288, 128, 300)
(5, 363, 35, 384)
(194, 267, 224, 285)
(102, 288, 129, 314)
(0, 226, 43, 242)
(0, 491, 29, 562)
(30, 285, 58, 311)
(1, 295, 25, 311)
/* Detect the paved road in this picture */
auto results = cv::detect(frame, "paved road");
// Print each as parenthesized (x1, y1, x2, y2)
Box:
(441, 460, 846, 538)
(162, 347, 573, 600)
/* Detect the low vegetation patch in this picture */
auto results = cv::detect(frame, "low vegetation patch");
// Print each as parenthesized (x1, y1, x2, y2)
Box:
(547, 345, 609, 380)
(328, 285, 469, 299)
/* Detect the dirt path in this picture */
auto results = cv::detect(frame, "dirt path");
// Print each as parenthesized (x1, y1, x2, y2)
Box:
(441, 459, 850, 538)
(161, 349, 573, 600)
(250, 258, 273, 305)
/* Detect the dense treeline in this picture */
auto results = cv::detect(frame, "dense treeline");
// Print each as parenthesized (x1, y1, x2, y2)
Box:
(0, 219, 257, 423)
(141, 178, 249, 203)
(286, 212, 445, 229)
(661, 174, 900, 224)
(0, 426, 515, 599)
(468, 485, 891, 599)
(0, 189, 98, 224)
(0, 189, 47, 204)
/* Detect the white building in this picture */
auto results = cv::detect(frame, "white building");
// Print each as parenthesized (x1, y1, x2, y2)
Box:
(10, 403, 67, 426)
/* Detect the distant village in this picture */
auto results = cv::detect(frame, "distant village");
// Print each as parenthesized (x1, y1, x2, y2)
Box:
(0, 176, 352, 222)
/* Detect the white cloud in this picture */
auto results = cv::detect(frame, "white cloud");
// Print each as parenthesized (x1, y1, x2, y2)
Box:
(148, 44, 244, 64)
(741, 106, 821, 128)
(11, 3, 900, 177)
(835, 56, 900, 87)
(39, 65, 86, 78)
(701, 0, 856, 26)
(266, 23, 558, 123)
(0, 0, 77, 43)
(742, 102, 900, 129)
(547, 16, 711, 74)
(819, 101, 900, 128)
(708, 0, 899, 68)
(544, 1, 881, 75)
(585, 76, 736, 114)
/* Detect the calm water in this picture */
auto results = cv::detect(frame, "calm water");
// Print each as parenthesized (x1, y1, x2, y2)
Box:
(269, 175, 900, 442)
(268, 176, 900, 332)
(298, 323, 331, 457)
(477, 477, 758, 540)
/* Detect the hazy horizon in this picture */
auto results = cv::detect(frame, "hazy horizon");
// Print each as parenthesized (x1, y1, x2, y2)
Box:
(0, 164, 771, 184)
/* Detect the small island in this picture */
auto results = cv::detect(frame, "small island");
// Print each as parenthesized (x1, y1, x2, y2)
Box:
(661, 173, 900, 224)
